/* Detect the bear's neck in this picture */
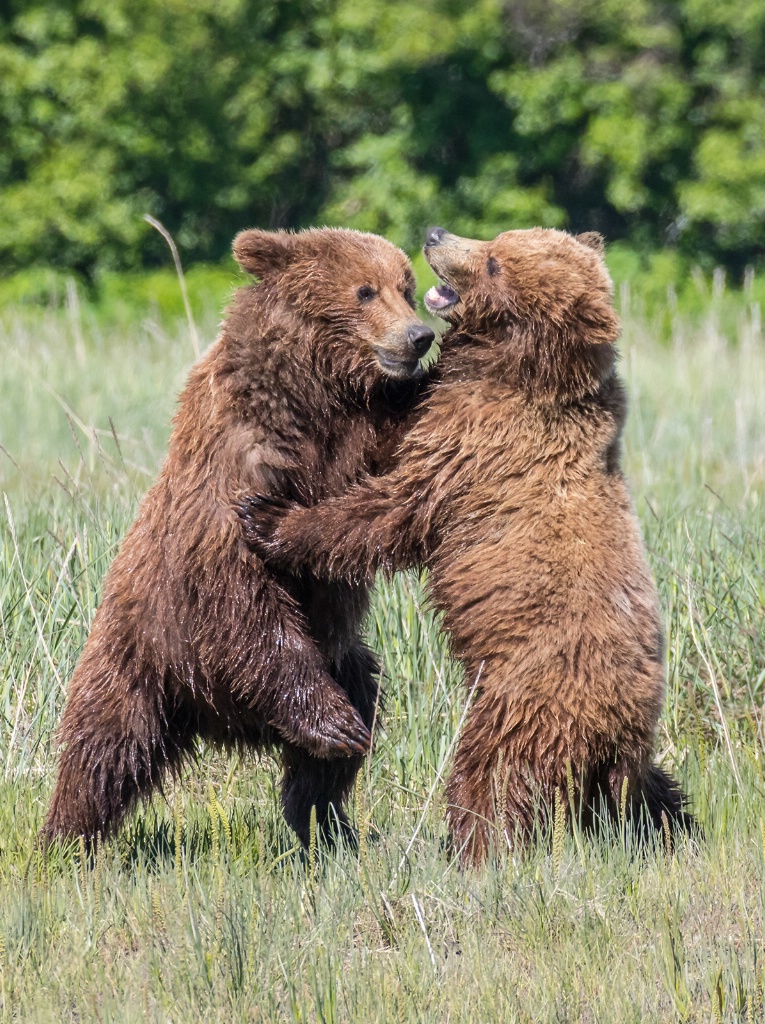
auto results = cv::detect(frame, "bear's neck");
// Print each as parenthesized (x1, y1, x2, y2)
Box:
(436, 325, 616, 404)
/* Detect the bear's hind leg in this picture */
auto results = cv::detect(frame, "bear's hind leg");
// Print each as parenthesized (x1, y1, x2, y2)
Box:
(43, 668, 194, 846)
(446, 725, 499, 868)
(445, 694, 574, 869)
(638, 764, 697, 843)
(596, 759, 697, 847)
(280, 639, 380, 848)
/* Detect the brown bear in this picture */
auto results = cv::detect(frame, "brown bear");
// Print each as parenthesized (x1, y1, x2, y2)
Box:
(43, 226, 434, 850)
(237, 226, 694, 867)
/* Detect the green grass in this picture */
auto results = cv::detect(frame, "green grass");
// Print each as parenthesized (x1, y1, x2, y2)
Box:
(0, 286, 764, 1022)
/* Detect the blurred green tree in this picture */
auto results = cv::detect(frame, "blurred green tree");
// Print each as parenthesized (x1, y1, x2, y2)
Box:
(1, 0, 764, 278)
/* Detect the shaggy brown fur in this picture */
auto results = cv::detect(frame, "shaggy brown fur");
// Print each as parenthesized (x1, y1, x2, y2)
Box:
(43, 227, 434, 849)
(238, 226, 694, 866)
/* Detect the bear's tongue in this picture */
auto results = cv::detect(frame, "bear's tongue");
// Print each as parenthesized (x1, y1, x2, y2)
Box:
(425, 283, 459, 309)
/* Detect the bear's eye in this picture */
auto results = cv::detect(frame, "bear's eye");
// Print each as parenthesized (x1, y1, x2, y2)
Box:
(357, 285, 376, 302)
(487, 256, 500, 277)
(404, 287, 416, 310)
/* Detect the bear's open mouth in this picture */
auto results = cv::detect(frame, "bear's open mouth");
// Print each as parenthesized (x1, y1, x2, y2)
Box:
(424, 282, 460, 314)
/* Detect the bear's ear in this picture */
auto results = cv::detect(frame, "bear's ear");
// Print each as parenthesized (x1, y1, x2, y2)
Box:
(233, 229, 296, 277)
(572, 292, 620, 345)
(576, 232, 605, 255)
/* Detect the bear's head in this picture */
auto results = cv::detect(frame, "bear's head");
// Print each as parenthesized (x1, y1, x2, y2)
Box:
(422, 226, 620, 399)
(233, 227, 434, 391)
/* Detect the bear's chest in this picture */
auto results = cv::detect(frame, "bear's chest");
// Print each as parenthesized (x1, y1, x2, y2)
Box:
(309, 414, 381, 500)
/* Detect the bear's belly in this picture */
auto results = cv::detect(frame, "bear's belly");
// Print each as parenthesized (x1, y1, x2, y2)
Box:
(286, 574, 370, 667)
(430, 513, 664, 702)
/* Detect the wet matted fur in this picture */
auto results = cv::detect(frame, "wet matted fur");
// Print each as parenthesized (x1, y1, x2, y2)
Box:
(43, 227, 434, 849)
(238, 226, 695, 867)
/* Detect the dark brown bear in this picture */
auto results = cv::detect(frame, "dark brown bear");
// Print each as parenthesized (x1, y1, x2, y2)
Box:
(238, 226, 694, 867)
(43, 227, 434, 849)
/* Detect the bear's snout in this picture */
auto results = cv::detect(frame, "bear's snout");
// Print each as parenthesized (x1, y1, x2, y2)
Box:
(372, 318, 434, 378)
(425, 226, 447, 247)
(407, 322, 435, 358)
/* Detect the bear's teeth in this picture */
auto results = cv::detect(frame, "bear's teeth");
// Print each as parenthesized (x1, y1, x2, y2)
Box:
(426, 285, 456, 309)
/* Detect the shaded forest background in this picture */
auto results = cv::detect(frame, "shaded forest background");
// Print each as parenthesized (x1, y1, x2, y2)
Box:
(2, 0, 765, 289)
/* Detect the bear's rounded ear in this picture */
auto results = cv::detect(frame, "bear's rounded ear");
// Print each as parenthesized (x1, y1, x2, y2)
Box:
(576, 232, 605, 255)
(233, 229, 296, 277)
(572, 292, 620, 345)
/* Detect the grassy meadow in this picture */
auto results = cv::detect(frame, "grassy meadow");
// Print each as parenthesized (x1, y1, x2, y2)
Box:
(0, 274, 764, 1022)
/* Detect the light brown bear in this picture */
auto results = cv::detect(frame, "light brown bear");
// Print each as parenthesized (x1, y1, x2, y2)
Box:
(43, 227, 434, 850)
(238, 226, 694, 866)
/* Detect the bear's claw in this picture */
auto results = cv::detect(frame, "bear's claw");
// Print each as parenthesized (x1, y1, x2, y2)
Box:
(236, 493, 295, 555)
(287, 711, 372, 760)
(317, 708, 372, 757)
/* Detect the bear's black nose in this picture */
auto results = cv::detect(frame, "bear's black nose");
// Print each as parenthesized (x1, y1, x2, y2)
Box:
(407, 323, 435, 357)
(425, 226, 446, 247)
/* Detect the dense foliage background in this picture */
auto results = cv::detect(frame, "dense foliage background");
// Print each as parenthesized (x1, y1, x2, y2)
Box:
(2, 0, 765, 283)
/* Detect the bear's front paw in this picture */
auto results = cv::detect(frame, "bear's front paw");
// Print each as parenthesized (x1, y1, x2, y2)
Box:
(302, 703, 372, 759)
(235, 493, 294, 558)
(276, 702, 372, 759)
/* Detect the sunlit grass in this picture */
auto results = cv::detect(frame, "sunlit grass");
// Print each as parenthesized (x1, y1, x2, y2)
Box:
(0, 290, 763, 1021)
